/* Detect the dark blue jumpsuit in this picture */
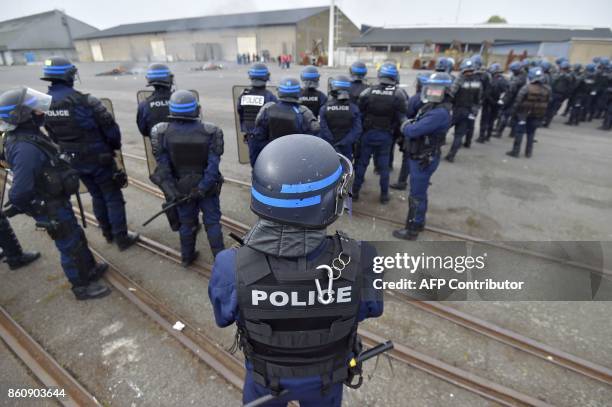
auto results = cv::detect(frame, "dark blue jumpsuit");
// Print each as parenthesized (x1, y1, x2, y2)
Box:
(208, 240, 383, 407)
(353, 85, 407, 197)
(5, 125, 96, 287)
(402, 104, 452, 226)
(46, 83, 127, 238)
(318, 99, 362, 160)
(156, 121, 225, 258)
(394, 94, 422, 186)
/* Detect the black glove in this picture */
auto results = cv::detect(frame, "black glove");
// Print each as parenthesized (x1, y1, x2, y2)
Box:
(160, 181, 180, 202)
(188, 188, 208, 201)
(3, 203, 22, 218)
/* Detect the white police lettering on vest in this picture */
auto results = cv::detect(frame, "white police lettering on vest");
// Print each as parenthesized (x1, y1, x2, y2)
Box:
(46, 110, 70, 117)
(241, 95, 265, 106)
(149, 100, 169, 108)
(372, 89, 394, 96)
(251, 287, 352, 306)
(328, 105, 350, 111)
(300, 96, 320, 101)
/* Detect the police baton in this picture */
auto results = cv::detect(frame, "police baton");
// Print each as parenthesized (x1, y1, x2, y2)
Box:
(243, 341, 394, 407)
(75, 192, 87, 229)
(142, 195, 190, 227)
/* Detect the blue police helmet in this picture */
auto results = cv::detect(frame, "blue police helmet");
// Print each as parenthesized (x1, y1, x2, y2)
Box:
(559, 60, 571, 70)
(540, 60, 551, 72)
(350, 60, 368, 79)
(599, 57, 609, 66)
(573, 63, 582, 72)
(167, 90, 200, 120)
(471, 54, 483, 69)
(301, 65, 320, 88)
(585, 63, 596, 73)
(435, 57, 449, 72)
(146, 63, 173, 87)
(488, 63, 503, 74)
(509, 61, 522, 73)
(277, 77, 301, 102)
(460, 59, 475, 73)
(0, 87, 52, 130)
(378, 62, 398, 85)
(555, 57, 565, 65)
(415, 73, 429, 93)
(41, 56, 77, 84)
(421, 72, 453, 104)
(330, 75, 351, 100)
(251, 134, 354, 229)
(248, 63, 270, 87)
(528, 67, 545, 83)
(592, 56, 601, 64)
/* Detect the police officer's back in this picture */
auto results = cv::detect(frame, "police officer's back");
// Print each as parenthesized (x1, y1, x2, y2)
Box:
(136, 63, 174, 139)
(353, 63, 407, 203)
(251, 77, 320, 164)
(208, 135, 383, 406)
(477, 63, 508, 142)
(299, 65, 327, 117)
(348, 61, 369, 105)
(42, 57, 138, 250)
(237, 63, 277, 166)
(319, 75, 362, 161)
(150, 90, 225, 265)
(0, 87, 110, 300)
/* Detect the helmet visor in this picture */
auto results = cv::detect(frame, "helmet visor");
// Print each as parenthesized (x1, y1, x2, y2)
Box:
(421, 84, 446, 104)
(23, 88, 52, 114)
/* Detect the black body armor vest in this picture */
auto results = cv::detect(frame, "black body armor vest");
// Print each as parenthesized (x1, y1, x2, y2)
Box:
(240, 87, 267, 130)
(454, 78, 481, 108)
(325, 100, 353, 142)
(349, 82, 368, 105)
(165, 123, 210, 190)
(363, 85, 396, 131)
(235, 234, 362, 389)
(45, 91, 102, 147)
(144, 90, 171, 136)
(299, 89, 325, 117)
(267, 104, 299, 140)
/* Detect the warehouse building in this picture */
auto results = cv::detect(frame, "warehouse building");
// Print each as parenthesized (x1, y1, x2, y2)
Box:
(74, 6, 360, 63)
(0, 10, 98, 65)
(346, 25, 612, 66)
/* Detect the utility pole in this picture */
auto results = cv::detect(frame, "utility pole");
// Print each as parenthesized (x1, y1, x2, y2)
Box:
(328, 0, 335, 67)
(454, 0, 462, 24)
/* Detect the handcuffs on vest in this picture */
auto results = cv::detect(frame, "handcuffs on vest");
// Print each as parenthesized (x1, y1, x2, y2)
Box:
(315, 251, 351, 304)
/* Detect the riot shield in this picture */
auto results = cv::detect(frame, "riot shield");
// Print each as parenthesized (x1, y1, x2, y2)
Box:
(136, 89, 200, 176)
(232, 85, 277, 165)
(0, 166, 6, 207)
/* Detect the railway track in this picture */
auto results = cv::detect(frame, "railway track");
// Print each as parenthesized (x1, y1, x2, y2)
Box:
(79, 209, 552, 407)
(0, 306, 101, 407)
(116, 167, 612, 388)
(122, 151, 611, 278)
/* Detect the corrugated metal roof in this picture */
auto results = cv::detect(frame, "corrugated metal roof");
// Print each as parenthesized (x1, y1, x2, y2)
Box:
(0, 10, 98, 50)
(351, 26, 612, 46)
(75, 6, 328, 40)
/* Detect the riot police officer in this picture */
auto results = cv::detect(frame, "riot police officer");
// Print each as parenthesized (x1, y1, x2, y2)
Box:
(251, 77, 320, 164)
(136, 63, 174, 140)
(543, 60, 572, 127)
(299, 65, 327, 118)
(319, 75, 362, 161)
(393, 73, 453, 240)
(237, 63, 277, 166)
(562, 63, 583, 117)
(566, 63, 596, 125)
(476, 63, 507, 142)
(494, 61, 526, 138)
(150, 90, 225, 266)
(506, 68, 551, 158)
(41, 57, 138, 250)
(0, 211, 40, 269)
(0, 87, 110, 300)
(348, 61, 369, 105)
(445, 59, 481, 162)
(353, 63, 407, 204)
(208, 134, 383, 407)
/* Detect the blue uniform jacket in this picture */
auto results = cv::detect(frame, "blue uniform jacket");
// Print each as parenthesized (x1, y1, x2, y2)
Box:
(237, 88, 277, 133)
(318, 101, 362, 147)
(5, 129, 49, 211)
(47, 83, 122, 151)
(402, 105, 452, 141)
(156, 121, 222, 193)
(406, 95, 423, 119)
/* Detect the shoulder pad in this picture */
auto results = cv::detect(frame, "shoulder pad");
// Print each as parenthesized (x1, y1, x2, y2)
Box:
(297, 105, 311, 114)
(85, 94, 100, 107)
(151, 122, 169, 138)
(203, 122, 224, 155)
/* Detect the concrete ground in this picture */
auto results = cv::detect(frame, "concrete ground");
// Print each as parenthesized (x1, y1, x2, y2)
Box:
(1, 62, 611, 406)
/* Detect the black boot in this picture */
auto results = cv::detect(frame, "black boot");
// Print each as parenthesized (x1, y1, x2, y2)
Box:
(393, 198, 421, 240)
(506, 150, 519, 158)
(393, 227, 419, 240)
(89, 262, 109, 281)
(182, 251, 199, 268)
(352, 190, 360, 202)
(101, 225, 113, 243)
(72, 279, 111, 301)
(380, 194, 390, 204)
(7, 252, 41, 270)
(115, 231, 139, 251)
(390, 182, 407, 191)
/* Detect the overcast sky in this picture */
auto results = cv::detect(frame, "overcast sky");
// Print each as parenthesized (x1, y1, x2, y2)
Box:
(4, 0, 611, 29)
